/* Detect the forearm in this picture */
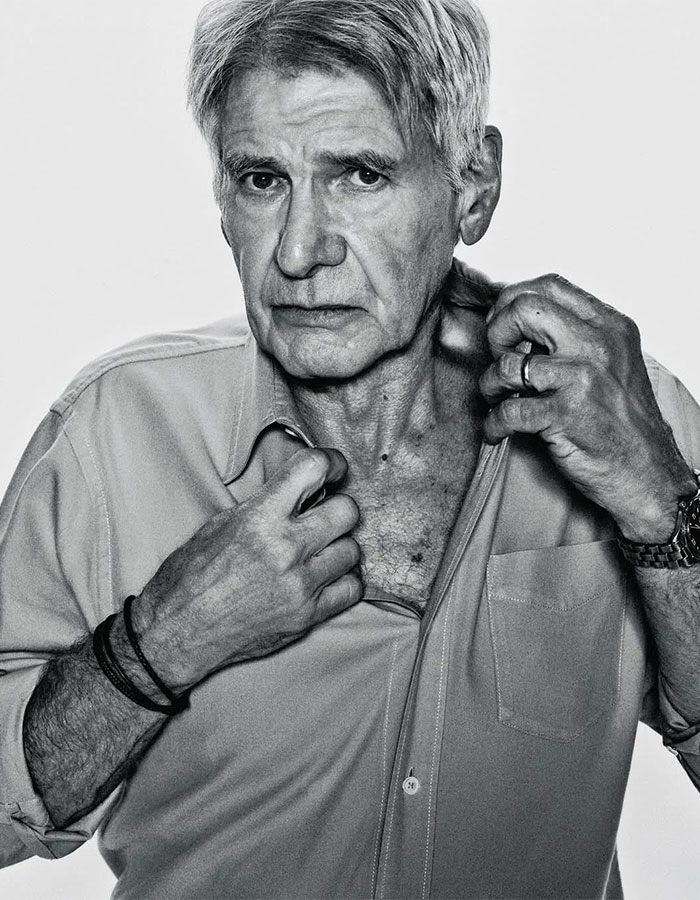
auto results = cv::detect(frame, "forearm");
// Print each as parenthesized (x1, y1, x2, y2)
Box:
(635, 566, 700, 725)
(24, 619, 167, 829)
(21, 449, 360, 830)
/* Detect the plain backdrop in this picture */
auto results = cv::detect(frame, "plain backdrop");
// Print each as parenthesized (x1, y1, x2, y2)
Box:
(1, 1, 699, 898)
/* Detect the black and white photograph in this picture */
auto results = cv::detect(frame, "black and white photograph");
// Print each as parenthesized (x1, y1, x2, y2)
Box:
(1, 2, 699, 898)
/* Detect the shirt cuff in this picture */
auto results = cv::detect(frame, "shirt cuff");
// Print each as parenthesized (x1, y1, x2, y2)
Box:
(0, 665, 118, 861)
(658, 676, 700, 756)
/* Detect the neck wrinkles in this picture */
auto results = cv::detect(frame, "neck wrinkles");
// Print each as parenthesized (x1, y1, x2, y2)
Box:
(288, 299, 476, 472)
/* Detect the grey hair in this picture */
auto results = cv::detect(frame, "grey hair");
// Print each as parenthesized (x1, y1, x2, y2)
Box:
(187, 0, 490, 198)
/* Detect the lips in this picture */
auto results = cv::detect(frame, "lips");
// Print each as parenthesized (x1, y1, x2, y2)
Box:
(274, 304, 360, 311)
(272, 305, 365, 325)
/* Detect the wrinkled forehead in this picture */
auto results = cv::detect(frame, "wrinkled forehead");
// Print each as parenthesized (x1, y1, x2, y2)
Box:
(219, 66, 430, 167)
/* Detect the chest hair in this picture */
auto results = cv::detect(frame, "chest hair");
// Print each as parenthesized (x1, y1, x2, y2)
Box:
(347, 426, 482, 610)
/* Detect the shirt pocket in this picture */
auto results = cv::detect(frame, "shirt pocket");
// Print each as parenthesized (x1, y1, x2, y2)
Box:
(486, 539, 627, 742)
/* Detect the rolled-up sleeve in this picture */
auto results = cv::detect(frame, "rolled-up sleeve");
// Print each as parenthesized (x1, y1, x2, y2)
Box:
(0, 410, 115, 863)
(643, 355, 700, 787)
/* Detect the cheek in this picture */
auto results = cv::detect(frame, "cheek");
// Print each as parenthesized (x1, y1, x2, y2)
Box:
(363, 195, 457, 324)
(223, 203, 279, 292)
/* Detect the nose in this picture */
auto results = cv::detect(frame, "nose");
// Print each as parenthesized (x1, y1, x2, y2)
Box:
(276, 187, 346, 278)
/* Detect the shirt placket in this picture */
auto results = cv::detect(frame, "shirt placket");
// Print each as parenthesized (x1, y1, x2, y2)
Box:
(373, 440, 509, 900)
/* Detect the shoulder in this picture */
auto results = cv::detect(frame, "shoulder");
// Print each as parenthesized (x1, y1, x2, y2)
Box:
(50, 317, 251, 418)
(644, 352, 700, 469)
(40, 317, 254, 490)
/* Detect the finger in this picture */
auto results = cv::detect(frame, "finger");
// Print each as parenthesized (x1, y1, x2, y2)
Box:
(306, 535, 362, 587)
(480, 351, 565, 403)
(261, 447, 348, 518)
(311, 571, 364, 624)
(483, 396, 555, 444)
(297, 493, 361, 556)
(489, 273, 613, 324)
(487, 292, 597, 359)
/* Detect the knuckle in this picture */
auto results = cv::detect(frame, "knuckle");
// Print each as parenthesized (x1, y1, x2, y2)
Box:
(513, 293, 541, 319)
(275, 535, 303, 572)
(544, 271, 562, 284)
(294, 447, 329, 480)
(500, 398, 520, 429)
(287, 601, 313, 633)
(287, 570, 314, 613)
(618, 312, 640, 343)
(308, 447, 333, 479)
(519, 401, 536, 428)
(512, 294, 531, 317)
(497, 353, 512, 379)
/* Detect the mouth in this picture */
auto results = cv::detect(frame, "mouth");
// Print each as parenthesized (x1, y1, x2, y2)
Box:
(272, 305, 365, 326)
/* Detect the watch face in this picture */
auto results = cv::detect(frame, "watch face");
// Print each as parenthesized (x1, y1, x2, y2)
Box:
(685, 496, 700, 560)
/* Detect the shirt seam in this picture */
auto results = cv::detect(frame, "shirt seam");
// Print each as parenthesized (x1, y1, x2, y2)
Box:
(76, 421, 114, 614)
(487, 582, 616, 611)
(52, 338, 247, 414)
(371, 638, 400, 899)
(0, 411, 66, 544)
(421, 588, 454, 900)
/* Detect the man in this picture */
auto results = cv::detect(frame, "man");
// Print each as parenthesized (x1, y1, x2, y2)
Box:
(1, 1, 699, 898)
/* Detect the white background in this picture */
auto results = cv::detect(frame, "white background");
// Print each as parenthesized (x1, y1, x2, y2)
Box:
(1, 1, 698, 897)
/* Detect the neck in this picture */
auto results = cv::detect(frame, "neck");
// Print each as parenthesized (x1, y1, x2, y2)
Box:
(288, 301, 485, 476)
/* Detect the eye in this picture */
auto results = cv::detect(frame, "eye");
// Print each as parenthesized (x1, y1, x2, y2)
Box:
(242, 172, 280, 192)
(347, 168, 383, 188)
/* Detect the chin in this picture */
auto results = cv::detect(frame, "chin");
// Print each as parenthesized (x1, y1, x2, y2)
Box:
(266, 329, 383, 382)
(281, 353, 376, 382)
(279, 344, 379, 382)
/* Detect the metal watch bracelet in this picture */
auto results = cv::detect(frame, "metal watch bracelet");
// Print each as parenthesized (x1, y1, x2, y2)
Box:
(617, 473, 700, 569)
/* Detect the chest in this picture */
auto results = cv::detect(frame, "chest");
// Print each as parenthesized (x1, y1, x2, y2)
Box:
(349, 434, 482, 610)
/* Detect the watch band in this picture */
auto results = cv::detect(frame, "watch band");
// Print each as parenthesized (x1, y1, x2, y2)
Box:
(616, 535, 695, 569)
(617, 474, 700, 569)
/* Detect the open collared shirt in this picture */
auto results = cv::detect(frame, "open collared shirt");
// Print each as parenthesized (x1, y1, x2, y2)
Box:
(1, 270, 700, 898)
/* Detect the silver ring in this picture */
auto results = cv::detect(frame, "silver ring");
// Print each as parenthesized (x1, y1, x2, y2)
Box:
(520, 352, 534, 391)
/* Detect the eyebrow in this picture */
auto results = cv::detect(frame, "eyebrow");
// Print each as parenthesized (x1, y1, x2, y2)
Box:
(317, 150, 398, 174)
(221, 149, 399, 179)
(222, 152, 282, 179)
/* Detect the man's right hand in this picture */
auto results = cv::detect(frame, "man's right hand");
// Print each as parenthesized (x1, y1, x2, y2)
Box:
(130, 448, 362, 693)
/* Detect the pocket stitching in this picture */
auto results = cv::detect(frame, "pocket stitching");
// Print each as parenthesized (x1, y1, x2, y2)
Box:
(487, 551, 627, 742)
(488, 581, 616, 612)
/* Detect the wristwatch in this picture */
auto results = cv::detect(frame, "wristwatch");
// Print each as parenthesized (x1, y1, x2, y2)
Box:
(617, 472, 700, 568)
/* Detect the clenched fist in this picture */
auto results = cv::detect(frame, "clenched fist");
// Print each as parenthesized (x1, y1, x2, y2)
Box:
(130, 447, 362, 692)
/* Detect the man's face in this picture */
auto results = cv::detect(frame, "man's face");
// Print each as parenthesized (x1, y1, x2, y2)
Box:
(219, 68, 463, 380)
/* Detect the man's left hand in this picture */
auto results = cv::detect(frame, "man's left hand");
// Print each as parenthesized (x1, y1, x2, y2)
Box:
(479, 273, 696, 542)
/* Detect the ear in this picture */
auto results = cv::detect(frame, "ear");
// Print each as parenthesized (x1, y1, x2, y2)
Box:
(457, 125, 503, 246)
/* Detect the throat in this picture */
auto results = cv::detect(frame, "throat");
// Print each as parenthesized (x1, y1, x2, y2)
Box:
(290, 344, 483, 476)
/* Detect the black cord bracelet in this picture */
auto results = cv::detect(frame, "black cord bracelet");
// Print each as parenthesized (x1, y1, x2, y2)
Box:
(92, 614, 185, 716)
(122, 595, 186, 709)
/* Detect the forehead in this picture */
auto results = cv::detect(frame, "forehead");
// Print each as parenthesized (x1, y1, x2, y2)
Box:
(220, 68, 420, 165)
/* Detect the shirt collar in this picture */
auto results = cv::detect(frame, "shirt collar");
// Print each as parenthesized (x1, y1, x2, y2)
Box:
(224, 332, 313, 484)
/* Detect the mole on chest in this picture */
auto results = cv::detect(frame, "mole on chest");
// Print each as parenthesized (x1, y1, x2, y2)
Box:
(352, 477, 466, 607)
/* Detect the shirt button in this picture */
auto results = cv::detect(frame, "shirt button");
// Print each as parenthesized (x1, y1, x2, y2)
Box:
(402, 775, 420, 795)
